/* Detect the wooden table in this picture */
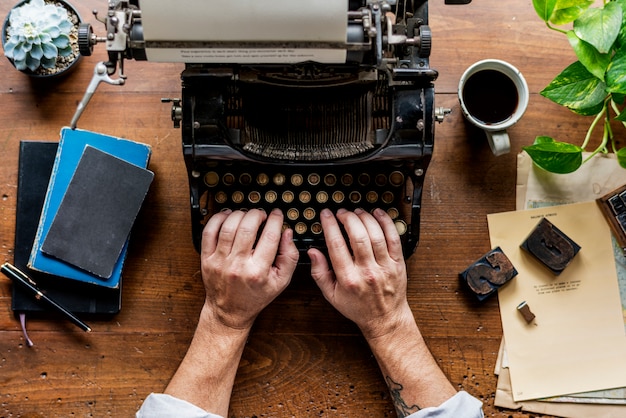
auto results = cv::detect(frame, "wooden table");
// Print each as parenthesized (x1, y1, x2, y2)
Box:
(0, 1, 590, 416)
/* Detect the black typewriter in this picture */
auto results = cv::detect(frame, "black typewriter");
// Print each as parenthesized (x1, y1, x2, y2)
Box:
(71, 0, 471, 258)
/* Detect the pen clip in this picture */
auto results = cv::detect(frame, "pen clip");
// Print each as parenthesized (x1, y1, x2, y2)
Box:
(2, 263, 37, 287)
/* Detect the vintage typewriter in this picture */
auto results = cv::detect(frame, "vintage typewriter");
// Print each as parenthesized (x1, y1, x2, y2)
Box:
(71, 0, 471, 258)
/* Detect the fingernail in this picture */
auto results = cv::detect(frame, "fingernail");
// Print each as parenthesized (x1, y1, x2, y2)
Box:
(337, 208, 347, 215)
(354, 208, 364, 214)
(321, 208, 332, 217)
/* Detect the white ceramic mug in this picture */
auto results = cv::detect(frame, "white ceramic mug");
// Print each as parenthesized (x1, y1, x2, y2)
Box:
(458, 59, 529, 156)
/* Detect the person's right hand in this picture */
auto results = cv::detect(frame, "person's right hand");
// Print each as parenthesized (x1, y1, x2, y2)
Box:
(308, 208, 414, 340)
(200, 208, 299, 331)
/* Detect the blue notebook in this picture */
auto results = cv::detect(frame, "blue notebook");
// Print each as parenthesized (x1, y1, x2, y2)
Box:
(28, 128, 152, 288)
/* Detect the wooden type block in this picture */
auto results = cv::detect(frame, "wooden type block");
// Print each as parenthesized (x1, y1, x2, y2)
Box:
(460, 247, 518, 301)
(520, 218, 581, 275)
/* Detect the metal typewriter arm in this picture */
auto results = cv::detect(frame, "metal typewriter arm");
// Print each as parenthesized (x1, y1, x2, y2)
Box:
(70, 62, 125, 129)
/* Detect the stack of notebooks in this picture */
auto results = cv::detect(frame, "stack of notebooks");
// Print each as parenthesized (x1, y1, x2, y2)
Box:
(13, 128, 153, 316)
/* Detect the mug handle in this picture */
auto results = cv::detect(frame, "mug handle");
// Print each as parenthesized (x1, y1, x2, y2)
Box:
(485, 130, 510, 156)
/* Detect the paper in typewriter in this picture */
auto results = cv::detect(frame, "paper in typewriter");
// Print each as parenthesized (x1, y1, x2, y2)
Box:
(141, 0, 348, 63)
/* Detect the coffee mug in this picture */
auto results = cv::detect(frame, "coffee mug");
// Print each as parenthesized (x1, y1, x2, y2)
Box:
(458, 59, 529, 156)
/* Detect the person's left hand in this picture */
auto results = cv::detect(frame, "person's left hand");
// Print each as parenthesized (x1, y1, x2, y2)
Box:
(200, 208, 299, 330)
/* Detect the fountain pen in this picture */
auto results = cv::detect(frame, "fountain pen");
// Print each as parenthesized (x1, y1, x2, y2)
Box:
(1, 262, 91, 332)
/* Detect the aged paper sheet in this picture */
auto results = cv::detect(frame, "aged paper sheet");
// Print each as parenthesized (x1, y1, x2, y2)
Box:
(488, 201, 626, 401)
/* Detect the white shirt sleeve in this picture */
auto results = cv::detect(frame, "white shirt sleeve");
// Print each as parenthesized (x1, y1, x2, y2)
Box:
(407, 391, 484, 418)
(136, 393, 223, 418)
(137, 391, 483, 418)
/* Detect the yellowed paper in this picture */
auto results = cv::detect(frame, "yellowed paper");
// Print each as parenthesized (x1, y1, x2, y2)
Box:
(488, 201, 626, 401)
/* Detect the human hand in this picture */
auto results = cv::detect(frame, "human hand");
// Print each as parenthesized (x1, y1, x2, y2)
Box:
(200, 208, 299, 330)
(308, 208, 413, 340)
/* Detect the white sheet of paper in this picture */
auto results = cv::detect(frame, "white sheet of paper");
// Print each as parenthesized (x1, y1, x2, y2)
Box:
(141, 0, 348, 63)
(488, 201, 626, 401)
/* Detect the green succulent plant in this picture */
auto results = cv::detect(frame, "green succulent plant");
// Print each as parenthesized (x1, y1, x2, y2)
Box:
(3, 0, 74, 72)
(525, 0, 626, 173)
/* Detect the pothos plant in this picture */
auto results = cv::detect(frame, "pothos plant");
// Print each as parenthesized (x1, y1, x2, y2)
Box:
(524, 0, 626, 173)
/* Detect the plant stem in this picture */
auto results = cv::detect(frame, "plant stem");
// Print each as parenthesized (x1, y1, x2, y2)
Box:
(581, 105, 606, 149)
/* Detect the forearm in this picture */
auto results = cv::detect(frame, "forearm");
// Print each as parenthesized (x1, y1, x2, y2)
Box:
(164, 305, 250, 417)
(364, 310, 456, 417)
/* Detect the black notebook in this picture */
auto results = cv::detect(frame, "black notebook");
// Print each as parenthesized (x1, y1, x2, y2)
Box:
(12, 141, 121, 314)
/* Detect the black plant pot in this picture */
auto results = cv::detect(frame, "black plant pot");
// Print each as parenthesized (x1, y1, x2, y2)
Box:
(2, 0, 83, 79)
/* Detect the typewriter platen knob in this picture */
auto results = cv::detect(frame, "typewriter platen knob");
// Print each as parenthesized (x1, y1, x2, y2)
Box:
(416, 25, 432, 58)
(78, 23, 95, 56)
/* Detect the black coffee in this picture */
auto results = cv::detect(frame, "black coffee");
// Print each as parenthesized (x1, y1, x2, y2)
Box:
(462, 69, 518, 124)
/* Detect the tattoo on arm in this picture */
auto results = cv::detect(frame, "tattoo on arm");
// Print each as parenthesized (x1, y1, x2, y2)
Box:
(386, 376, 420, 417)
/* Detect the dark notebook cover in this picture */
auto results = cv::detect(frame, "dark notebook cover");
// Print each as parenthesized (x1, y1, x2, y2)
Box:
(28, 128, 152, 288)
(41, 146, 154, 278)
(12, 141, 121, 314)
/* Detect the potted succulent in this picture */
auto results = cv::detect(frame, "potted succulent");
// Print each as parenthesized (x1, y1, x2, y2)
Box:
(524, 0, 626, 173)
(2, 0, 82, 77)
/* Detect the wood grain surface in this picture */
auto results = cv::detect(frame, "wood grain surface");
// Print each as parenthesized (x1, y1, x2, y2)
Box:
(0, 0, 605, 417)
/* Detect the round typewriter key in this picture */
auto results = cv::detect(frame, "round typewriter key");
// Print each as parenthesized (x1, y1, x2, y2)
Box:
(394, 220, 407, 235)
(308, 173, 320, 186)
(358, 173, 370, 186)
(389, 171, 404, 187)
(204, 171, 219, 187)
(349, 191, 361, 203)
(291, 173, 303, 187)
(375, 173, 387, 187)
(273, 173, 286, 186)
(282, 190, 295, 203)
(311, 222, 323, 234)
(387, 207, 399, 219)
(366, 191, 378, 203)
(295, 222, 307, 235)
(316, 190, 329, 203)
(282, 223, 290, 232)
(381, 191, 394, 204)
(232, 191, 244, 204)
(332, 191, 345, 204)
(303, 207, 316, 220)
(215, 191, 228, 204)
(324, 173, 337, 187)
(299, 190, 311, 203)
(287, 208, 299, 220)
(265, 190, 278, 203)
(223, 173, 235, 186)
(239, 173, 252, 185)
(257, 173, 269, 186)
(248, 191, 261, 204)
(341, 173, 353, 186)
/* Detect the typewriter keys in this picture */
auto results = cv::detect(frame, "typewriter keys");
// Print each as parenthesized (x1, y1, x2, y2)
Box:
(196, 163, 417, 256)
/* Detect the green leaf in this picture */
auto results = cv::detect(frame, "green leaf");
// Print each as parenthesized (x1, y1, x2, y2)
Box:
(617, 147, 626, 168)
(617, 0, 626, 47)
(615, 104, 626, 121)
(533, 0, 558, 21)
(523, 140, 583, 174)
(551, 0, 594, 25)
(574, 2, 622, 54)
(566, 30, 610, 80)
(541, 61, 607, 111)
(606, 48, 626, 93)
